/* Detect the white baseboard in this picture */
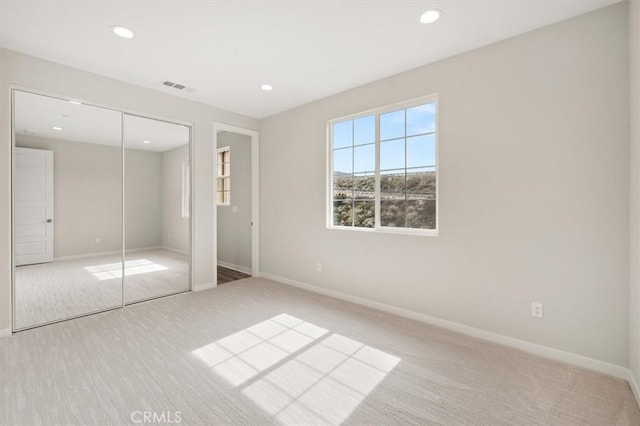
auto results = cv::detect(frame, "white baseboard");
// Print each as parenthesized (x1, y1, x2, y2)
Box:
(0, 327, 11, 339)
(218, 260, 252, 275)
(629, 370, 640, 408)
(162, 246, 189, 256)
(54, 249, 122, 262)
(129, 246, 164, 254)
(258, 272, 629, 380)
(193, 282, 216, 292)
(53, 246, 168, 262)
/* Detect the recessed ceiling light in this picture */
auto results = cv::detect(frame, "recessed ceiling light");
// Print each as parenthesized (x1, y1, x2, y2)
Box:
(261, 84, 273, 91)
(420, 9, 442, 24)
(111, 25, 134, 39)
(142, 140, 151, 144)
(52, 126, 63, 131)
(69, 100, 82, 105)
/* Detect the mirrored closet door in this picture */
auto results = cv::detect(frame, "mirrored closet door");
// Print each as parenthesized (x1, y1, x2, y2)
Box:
(13, 91, 192, 331)
(13, 90, 124, 330)
(123, 114, 191, 304)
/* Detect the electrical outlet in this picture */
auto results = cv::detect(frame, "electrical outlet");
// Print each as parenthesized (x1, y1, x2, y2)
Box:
(316, 263, 322, 272)
(95, 237, 101, 244)
(531, 302, 543, 318)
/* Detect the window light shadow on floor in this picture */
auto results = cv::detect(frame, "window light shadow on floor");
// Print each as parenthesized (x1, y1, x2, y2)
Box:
(191, 314, 401, 424)
(84, 259, 168, 281)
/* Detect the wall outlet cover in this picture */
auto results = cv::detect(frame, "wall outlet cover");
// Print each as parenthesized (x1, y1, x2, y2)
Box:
(531, 302, 543, 319)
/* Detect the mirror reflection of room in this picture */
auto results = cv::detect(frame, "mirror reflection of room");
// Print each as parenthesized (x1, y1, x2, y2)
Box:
(123, 114, 190, 303)
(13, 90, 123, 329)
(13, 91, 192, 331)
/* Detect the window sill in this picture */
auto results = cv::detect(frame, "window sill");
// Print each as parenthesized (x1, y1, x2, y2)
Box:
(326, 225, 438, 237)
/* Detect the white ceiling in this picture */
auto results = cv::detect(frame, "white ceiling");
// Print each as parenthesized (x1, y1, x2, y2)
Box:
(123, 114, 189, 151)
(0, 0, 621, 119)
(15, 90, 189, 152)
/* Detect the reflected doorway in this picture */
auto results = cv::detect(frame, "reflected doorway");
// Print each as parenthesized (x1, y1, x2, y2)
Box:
(214, 123, 259, 286)
(13, 90, 123, 329)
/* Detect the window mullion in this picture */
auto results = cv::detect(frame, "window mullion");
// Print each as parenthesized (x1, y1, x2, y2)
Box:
(328, 124, 333, 228)
(404, 109, 408, 228)
(351, 122, 355, 227)
(374, 114, 381, 229)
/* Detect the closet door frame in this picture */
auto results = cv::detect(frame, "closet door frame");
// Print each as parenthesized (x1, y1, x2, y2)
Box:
(122, 112, 193, 306)
(10, 86, 194, 332)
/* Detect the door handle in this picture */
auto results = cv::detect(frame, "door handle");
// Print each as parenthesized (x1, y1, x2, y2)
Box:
(44, 219, 53, 223)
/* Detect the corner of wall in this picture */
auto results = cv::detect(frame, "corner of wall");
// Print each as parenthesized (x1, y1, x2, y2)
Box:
(630, 0, 640, 407)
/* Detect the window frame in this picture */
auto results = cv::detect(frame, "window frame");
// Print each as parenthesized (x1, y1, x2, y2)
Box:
(326, 94, 439, 236)
(216, 146, 231, 207)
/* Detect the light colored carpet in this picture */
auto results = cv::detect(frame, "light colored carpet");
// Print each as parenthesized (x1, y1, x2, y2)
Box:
(1, 277, 638, 425)
(122, 249, 189, 304)
(14, 248, 189, 330)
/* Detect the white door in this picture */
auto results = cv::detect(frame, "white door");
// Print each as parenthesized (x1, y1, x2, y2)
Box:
(14, 147, 54, 266)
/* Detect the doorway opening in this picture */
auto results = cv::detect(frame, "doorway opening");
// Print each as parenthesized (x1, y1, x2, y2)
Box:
(213, 123, 259, 286)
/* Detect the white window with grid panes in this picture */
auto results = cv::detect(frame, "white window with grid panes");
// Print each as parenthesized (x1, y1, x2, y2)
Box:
(328, 95, 437, 235)
(217, 146, 231, 206)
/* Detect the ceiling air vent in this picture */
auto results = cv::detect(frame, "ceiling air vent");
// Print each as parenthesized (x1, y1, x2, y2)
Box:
(162, 81, 194, 92)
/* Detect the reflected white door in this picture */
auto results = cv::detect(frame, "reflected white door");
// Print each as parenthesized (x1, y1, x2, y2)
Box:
(14, 147, 54, 266)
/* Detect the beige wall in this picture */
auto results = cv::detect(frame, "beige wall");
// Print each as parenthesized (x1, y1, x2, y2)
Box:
(161, 144, 190, 254)
(260, 4, 630, 367)
(125, 148, 163, 251)
(0, 48, 259, 334)
(16, 136, 123, 257)
(16, 136, 184, 258)
(15, 137, 164, 257)
(630, 0, 640, 389)
(217, 131, 252, 271)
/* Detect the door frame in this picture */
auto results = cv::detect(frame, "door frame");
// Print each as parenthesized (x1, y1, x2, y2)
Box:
(212, 122, 260, 283)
